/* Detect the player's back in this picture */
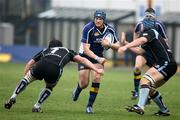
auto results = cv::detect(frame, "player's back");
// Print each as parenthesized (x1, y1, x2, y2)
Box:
(41, 47, 76, 67)
(135, 19, 168, 39)
(141, 29, 175, 63)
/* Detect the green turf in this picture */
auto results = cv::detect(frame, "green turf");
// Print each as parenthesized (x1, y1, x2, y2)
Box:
(0, 62, 180, 120)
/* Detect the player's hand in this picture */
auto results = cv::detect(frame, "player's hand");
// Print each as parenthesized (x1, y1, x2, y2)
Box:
(98, 57, 106, 65)
(101, 39, 110, 48)
(97, 68, 104, 76)
(118, 46, 127, 54)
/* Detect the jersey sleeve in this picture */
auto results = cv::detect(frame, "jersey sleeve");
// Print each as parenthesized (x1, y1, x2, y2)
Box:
(81, 25, 91, 44)
(134, 22, 142, 34)
(156, 21, 168, 39)
(68, 49, 78, 61)
(32, 50, 43, 62)
(108, 26, 119, 43)
(141, 29, 158, 42)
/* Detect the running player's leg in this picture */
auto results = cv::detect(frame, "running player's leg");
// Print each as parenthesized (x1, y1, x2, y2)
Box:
(132, 55, 147, 99)
(86, 63, 103, 113)
(72, 63, 90, 101)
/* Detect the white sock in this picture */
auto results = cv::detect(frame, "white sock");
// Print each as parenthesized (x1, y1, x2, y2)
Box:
(137, 87, 150, 109)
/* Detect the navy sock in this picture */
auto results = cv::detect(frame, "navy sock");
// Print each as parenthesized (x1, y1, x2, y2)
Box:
(87, 82, 100, 107)
(134, 70, 141, 92)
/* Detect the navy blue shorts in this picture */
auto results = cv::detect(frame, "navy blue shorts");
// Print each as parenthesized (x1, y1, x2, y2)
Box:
(78, 53, 102, 71)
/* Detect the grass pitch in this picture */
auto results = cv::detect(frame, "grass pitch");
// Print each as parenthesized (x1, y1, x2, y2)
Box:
(0, 62, 180, 120)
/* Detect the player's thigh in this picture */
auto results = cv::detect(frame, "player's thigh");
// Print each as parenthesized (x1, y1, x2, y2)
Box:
(79, 69, 91, 87)
(24, 70, 37, 83)
(135, 55, 147, 69)
(143, 67, 165, 88)
(91, 63, 104, 83)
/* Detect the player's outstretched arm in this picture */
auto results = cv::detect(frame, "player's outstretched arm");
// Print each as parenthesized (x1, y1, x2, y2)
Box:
(83, 43, 106, 65)
(24, 59, 36, 75)
(118, 37, 147, 55)
(120, 32, 145, 54)
(73, 55, 104, 75)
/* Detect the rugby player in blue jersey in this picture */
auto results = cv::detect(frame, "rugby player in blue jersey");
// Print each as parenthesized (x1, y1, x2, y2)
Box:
(72, 9, 119, 113)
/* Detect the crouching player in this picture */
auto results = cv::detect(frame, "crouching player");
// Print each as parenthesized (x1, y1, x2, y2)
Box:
(4, 40, 104, 113)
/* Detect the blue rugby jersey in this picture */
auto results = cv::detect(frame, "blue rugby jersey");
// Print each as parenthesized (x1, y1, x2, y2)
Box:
(135, 19, 168, 39)
(79, 21, 118, 57)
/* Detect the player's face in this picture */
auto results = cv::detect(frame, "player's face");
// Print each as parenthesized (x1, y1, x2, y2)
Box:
(94, 17, 104, 28)
(145, 14, 155, 20)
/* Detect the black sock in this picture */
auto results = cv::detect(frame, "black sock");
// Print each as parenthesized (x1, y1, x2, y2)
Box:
(76, 83, 82, 94)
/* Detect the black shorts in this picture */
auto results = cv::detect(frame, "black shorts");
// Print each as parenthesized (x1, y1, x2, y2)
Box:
(154, 61, 177, 81)
(78, 53, 101, 71)
(31, 60, 62, 84)
(143, 52, 156, 67)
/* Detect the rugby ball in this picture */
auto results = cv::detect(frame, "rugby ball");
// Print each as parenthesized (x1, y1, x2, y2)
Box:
(103, 32, 114, 50)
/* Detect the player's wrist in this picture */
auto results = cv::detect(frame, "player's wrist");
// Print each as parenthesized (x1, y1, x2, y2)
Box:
(109, 42, 112, 47)
(95, 56, 100, 62)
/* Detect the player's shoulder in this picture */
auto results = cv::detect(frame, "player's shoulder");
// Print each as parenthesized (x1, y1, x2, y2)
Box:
(83, 21, 95, 30)
(155, 19, 165, 26)
(59, 47, 70, 52)
(106, 24, 116, 32)
(134, 19, 143, 30)
(106, 23, 114, 29)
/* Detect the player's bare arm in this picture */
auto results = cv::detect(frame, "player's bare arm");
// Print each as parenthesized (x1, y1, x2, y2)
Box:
(118, 37, 147, 54)
(120, 32, 145, 54)
(73, 55, 104, 75)
(24, 59, 36, 75)
(83, 43, 106, 65)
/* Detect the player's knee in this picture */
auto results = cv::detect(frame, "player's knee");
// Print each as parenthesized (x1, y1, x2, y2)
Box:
(24, 71, 36, 83)
(149, 88, 156, 97)
(46, 86, 53, 91)
(46, 82, 57, 91)
(134, 65, 142, 71)
(140, 84, 150, 89)
(80, 80, 89, 88)
(93, 75, 101, 82)
(142, 73, 156, 87)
